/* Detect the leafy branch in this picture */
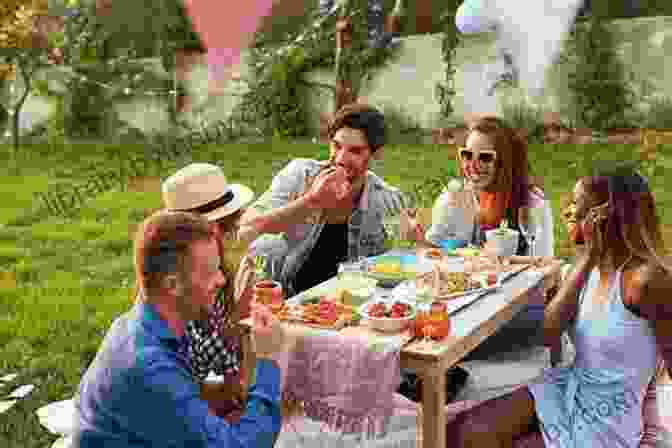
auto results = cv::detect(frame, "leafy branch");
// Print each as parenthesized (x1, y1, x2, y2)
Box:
(435, 5, 461, 119)
(231, 1, 401, 138)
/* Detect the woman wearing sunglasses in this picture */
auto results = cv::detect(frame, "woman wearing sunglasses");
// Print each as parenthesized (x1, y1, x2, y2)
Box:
(442, 164, 672, 447)
(398, 117, 556, 405)
(414, 116, 554, 260)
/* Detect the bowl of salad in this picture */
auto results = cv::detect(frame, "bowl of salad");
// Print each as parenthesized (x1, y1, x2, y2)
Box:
(360, 300, 416, 333)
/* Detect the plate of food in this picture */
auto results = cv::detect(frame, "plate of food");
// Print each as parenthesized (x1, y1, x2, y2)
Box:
(292, 281, 377, 308)
(414, 269, 500, 301)
(276, 294, 361, 330)
(445, 247, 482, 258)
(366, 255, 418, 287)
(359, 299, 416, 333)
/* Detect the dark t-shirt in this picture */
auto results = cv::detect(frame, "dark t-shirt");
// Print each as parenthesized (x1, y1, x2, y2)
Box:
(293, 224, 348, 294)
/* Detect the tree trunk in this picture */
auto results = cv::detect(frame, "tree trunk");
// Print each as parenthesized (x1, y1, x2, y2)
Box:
(335, 6, 356, 113)
(12, 59, 32, 154)
(385, 0, 405, 34)
(415, 0, 433, 34)
(175, 48, 207, 113)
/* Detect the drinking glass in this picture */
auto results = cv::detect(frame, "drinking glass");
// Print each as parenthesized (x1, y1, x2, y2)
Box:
(338, 260, 364, 282)
(520, 209, 542, 260)
(383, 215, 402, 249)
(253, 280, 284, 307)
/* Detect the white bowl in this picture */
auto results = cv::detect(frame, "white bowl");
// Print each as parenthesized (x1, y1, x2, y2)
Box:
(360, 300, 416, 333)
(485, 229, 520, 257)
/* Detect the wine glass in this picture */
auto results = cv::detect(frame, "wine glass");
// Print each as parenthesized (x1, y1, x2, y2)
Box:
(520, 209, 541, 262)
(383, 215, 402, 250)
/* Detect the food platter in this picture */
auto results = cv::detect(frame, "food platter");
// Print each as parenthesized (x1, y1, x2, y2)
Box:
(280, 291, 361, 330)
(414, 270, 500, 301)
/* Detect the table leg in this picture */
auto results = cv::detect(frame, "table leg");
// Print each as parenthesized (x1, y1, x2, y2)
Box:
(420, 370, 446, 448)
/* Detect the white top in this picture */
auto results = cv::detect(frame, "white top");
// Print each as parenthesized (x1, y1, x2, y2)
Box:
(425, 184, 554, 257)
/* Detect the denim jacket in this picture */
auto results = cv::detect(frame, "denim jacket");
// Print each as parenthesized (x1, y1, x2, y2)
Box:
(249, 158, 412, 297)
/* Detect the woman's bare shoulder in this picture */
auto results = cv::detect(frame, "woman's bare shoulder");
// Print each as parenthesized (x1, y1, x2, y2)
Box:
(623, 258, 672, 318)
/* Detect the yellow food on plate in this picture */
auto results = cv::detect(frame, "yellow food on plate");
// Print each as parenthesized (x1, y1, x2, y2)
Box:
(371, 262, 402, 274)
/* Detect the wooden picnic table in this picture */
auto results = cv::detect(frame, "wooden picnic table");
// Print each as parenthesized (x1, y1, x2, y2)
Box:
(239, 253, 563, 448)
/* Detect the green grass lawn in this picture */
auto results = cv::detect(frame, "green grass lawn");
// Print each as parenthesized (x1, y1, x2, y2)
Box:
(0, 139, 670, 447)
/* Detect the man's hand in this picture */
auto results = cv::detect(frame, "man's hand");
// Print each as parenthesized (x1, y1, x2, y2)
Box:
(305, 166, 353, 210)
(251, 304, 285, 359)
(531, 256, 555, 268)
(234, 255, 256, 320)
(400, 208, 422, 241)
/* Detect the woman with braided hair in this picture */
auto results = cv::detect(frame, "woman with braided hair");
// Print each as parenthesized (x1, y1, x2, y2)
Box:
(441, 164, 672, 447)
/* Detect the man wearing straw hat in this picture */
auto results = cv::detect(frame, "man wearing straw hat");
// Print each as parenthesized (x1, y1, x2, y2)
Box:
(161, 163, 258, 414)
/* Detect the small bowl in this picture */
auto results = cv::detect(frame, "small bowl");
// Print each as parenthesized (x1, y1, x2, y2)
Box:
(346, 286, 376, 307)
(361, 300, 416, 333)
(485, 229, 520, 257)
(439, 239, 469, 251)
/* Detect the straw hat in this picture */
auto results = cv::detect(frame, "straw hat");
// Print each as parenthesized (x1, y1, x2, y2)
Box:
(162, 163, 254, 222)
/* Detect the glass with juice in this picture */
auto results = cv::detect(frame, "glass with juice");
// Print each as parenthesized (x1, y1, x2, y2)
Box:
(413, 309, 430, 339)
(253, 280, 284, 308)
(429, 302, 450, 340)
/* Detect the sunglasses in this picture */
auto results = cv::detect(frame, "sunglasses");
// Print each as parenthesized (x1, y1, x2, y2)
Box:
(458, 147, 497, 164)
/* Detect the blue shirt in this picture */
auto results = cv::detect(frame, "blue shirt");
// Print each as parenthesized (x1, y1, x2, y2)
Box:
(72, 302, 281, 448)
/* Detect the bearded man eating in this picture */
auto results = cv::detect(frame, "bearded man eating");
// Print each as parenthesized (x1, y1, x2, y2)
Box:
(72, 211, 286, 447)
(238, 103, 413, 297)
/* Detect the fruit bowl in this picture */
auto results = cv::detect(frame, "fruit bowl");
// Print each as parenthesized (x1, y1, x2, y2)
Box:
(360, 300, 416, 333)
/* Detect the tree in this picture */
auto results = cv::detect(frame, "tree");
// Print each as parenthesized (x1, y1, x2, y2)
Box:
(26, 1, 178, 140)
(0, 0, 54, 152)
(93, 0, 205, 119)
(558, 8, 636, 131)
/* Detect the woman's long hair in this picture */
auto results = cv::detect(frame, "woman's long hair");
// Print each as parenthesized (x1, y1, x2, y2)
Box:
(459, 116, 540, 209)
(209, 210, 245, 336)
(581, 163, 670, 275)
(582, 164, 671, 381)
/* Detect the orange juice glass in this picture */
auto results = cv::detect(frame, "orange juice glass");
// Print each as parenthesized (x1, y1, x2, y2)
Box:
(253, 280, 283, 306)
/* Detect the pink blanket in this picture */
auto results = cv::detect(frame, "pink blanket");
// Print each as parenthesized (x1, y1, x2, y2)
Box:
(276, 329, 403, 439)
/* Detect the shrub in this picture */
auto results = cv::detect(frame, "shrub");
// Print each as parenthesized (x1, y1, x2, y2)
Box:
(642, 96, 672, 130)
(381, 104, 423, 144)
(558, 13, 636, 132)
(500, 101, 546, 144)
